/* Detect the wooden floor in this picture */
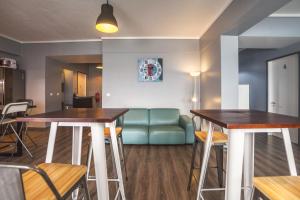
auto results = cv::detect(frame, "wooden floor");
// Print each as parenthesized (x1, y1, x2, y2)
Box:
(1, 127, 300, 200)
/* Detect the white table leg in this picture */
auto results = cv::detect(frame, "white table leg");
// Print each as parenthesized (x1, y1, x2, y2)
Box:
(72, 126, 83, 165)
(196, 122, 214, 200)
(71, 126, 83, 200)
(243, 132, 255, 200)
(109, 120, 126, 199)
(91, 122, 109, 200)
(282, 128, 297, 176)
(45, 122, 58, 163)
(105, 123, 119, 198)
(225, 130, 245, 200)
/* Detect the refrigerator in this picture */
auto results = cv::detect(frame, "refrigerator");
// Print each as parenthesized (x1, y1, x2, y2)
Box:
(0, 68, 25, 106)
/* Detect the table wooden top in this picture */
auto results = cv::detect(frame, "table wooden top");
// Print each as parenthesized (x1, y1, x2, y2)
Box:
(16, 108, 129, 123)
(191, 109, 300, 129)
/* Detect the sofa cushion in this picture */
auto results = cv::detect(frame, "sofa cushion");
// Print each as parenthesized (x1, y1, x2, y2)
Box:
(122, 125, 149, 144)
(149, 125, 185, 144)
(149, 108, 180, 126)
(123, 108, 149, 126)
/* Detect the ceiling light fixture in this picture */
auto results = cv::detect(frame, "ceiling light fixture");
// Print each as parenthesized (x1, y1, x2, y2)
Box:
(96, 0, 118, 33)
(190, 71, 200, 77)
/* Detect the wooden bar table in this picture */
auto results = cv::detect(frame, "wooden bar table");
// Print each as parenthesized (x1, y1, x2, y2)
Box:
(191, 109, 300, 200)
(17, 108, 128, 200)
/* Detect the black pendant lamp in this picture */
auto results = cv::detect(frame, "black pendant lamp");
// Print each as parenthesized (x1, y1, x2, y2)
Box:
(96, 0, 118, 33)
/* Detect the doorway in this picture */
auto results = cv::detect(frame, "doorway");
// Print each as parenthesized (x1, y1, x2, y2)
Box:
(267, 53, 299, 143)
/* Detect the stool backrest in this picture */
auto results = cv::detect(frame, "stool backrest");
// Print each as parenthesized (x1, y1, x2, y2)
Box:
(17, 99, 34, 107)
(0, 163, 62, 200)
(0, 166, 25, 200)
(192, 115, 224, 132)
(192, 115, 202, 131)
(2, 102, 28, 115)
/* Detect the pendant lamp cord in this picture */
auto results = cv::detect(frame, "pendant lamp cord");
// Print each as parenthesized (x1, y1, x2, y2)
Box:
(107, 0, 109, 4)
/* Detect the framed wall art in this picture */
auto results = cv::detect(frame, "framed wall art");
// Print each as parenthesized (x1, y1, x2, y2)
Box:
(138, 58, 163, 82)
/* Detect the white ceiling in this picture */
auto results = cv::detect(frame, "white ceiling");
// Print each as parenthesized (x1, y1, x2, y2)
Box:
(239, 36, 300, 49)
(0, 0, 232, 42)
(239, 0, 300, 49)
(241, 17, 300, 37)
(271, 0, 300, 17)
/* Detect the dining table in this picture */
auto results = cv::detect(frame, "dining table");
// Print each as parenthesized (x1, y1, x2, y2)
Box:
(17, 108, 129, 200)
(191, 109, 300, 200)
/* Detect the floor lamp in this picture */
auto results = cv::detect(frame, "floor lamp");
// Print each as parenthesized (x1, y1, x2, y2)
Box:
(190, 72, 200, 110)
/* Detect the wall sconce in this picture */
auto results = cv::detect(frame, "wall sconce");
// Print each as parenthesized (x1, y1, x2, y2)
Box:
(190, 71, 200, 109)
(96, 65, 103, 70)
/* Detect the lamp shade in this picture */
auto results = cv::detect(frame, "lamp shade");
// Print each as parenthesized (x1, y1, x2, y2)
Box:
(96, 3, 118, 33)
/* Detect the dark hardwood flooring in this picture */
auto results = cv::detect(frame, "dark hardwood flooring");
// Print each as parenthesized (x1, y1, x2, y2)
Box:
(1, 128, 300, 200)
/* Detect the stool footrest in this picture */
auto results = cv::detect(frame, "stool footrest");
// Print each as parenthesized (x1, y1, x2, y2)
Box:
(114, 188, 120, 200)
(201, 187, 248, 192)
(87, 176, 120, 182)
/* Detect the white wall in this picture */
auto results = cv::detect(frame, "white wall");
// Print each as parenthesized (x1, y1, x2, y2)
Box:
(199, 35, 239, 109)
(221, 35, 239, 109)
(200, 38, 222, 109)
(102, 39, 200, 115)
(199, 0, 289, 109)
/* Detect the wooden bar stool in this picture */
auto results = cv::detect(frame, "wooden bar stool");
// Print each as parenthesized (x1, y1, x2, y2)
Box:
(252, 176, 300, 200)
(0, 162, 90, 200)
(86, 121, 128, 181)
(187, 115, 228, 191)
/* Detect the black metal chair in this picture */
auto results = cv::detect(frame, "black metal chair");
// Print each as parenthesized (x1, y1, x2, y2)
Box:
(0, 102, 32, 158)
(16, 99, 37, 146)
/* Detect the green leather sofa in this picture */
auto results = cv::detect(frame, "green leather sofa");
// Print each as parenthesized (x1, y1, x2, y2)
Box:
(121, 108, 194, 145)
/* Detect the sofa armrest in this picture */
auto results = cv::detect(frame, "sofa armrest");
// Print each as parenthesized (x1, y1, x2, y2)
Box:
(179, 115, 194, 144)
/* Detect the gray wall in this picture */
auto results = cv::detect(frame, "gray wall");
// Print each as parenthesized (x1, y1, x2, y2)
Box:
(102, 39, 200, 115)
(0, 51, 21, 67)
(239, 41, 300, 111)
(0, 37, 22, 68)
(45, 58, 64, 112)
(21, 41, 102, 117)
(200, 0, 290, 109)
(0, 37, 21, 56)
(88, 64, 102, 107)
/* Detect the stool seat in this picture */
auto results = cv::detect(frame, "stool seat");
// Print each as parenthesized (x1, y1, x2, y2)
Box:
(88, 127, 122, 138)
(195, 131, 228, 144)
(254, 176, 300, 200)
(22, 163, 87, 200)
(104, 127, 122, 138)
